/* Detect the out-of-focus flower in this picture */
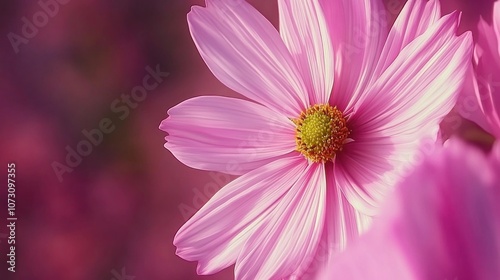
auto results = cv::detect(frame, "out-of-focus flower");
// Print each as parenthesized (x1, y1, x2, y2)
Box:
(473, 1, 500, 138)
(456, 0, 500, 142)
(160, 0, 472, 278)
(318, 139, 500, 280)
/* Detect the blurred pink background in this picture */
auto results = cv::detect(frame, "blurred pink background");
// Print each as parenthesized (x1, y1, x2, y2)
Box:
(0, 0, 495, 279)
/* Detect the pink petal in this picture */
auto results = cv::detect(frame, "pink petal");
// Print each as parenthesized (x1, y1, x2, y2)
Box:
(372, 0, 441, 79)
(300, 165, 372, 279)
(338, 11, 474, 213)
(353, 12, 472, 147)
(160, 96, 296, 175)
(320, 0, 388, 112)
(173, 155, 308, 275)
(477, 15, 500, 69)
(235, 163, 326, 279)
(323, 165, 371, 250)
(187, 0, 309, 117)
(495, 1, 500, 56)
(473, 67, 500, 138)
(278, 0, 334, 104)
(455, 63, 494, 135)
(333, 134, 396, 215)
(472, 7, 500, 138)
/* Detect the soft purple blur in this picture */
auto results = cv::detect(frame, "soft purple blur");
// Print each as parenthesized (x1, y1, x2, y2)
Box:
(0, 0, 278, 279)
(0, 0, 496, 280)
(319, 140, 500, 279)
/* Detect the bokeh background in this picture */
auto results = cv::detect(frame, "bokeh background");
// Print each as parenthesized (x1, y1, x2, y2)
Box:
(0, 0, 495, 279)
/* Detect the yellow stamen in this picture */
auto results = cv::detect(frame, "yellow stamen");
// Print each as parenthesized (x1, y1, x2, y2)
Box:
(294, 104, 350, 162)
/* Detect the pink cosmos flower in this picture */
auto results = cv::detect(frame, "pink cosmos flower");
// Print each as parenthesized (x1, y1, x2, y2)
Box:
(471, 1, 500, 138)
(318, 139, 500, 280)
(160, 0, 472, 278)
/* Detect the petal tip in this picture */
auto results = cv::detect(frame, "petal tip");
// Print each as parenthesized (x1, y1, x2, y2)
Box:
(159, 117, 169, 131)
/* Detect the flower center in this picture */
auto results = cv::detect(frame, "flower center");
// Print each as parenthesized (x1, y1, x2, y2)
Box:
(294, 104, 350, 163)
